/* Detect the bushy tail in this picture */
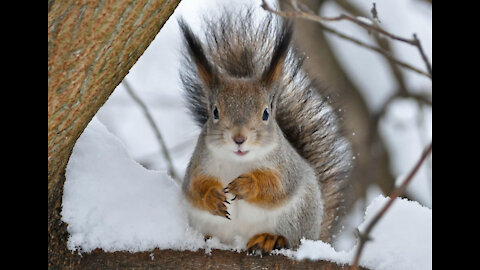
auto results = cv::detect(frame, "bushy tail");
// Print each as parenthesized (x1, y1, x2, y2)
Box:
(178, 8, 352, 242)
(277, 65, 353, 242)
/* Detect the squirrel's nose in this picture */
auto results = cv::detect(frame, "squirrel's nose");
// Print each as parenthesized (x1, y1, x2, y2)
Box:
(233, 134, 246, 145)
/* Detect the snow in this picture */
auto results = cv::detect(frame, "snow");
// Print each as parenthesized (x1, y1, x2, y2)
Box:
(354, 196, 432, 270)
(296, 239, 351, 264)
(294, 195, 432, 270)
(62, 118, 201, 252)
(62, 118, 431, 270)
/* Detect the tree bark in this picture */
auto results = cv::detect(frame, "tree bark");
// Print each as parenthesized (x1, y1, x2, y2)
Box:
(48, 1, 363, 269)
(48, 0, 180, 191)
(48, 0, 180, 268)
(78, 248, 368, 270)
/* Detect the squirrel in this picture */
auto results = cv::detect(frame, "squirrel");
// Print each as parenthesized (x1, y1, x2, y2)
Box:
(178, 9, 352, 255)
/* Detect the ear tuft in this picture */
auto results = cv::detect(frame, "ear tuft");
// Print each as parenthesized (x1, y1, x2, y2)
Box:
(261, 20, 293, 86)
(178, 18, 217, 87)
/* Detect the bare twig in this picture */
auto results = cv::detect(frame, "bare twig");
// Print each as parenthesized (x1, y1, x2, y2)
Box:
(319, 24, 431, 78)
(412, 34, 433, 77)
(122, 79, 181, 183)
(370, 3, 381, 23)
(261, 0, 432, 79)
(332, 0, 408, 94)
(351, 142, 432, 269)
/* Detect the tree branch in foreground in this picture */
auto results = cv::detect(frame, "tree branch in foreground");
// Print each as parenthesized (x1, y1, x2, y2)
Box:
(122, 79, 181, 183)
(79, 248, 368, 270)
(351, 141, 432, 270)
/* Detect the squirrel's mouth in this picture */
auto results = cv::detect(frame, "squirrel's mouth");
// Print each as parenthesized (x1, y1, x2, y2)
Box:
(235, 150, 249, 156)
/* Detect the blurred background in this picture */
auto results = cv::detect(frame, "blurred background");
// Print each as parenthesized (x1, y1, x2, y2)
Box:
(95, 0, 432, 251)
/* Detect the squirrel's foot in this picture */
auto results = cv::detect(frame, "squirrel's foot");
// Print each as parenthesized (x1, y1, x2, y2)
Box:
(246, 233, 288, 256)
(204, 187, 230, 220)
(225, 174, 257, 201)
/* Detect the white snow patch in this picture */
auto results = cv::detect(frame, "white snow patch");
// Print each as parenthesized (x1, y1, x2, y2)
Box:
(62, 118, 220, 253)
(296, 195, 432, 270)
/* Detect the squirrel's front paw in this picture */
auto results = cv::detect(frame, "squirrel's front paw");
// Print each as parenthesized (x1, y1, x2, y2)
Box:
(204, 187, 230, 220)
(225, 174, 257, 201)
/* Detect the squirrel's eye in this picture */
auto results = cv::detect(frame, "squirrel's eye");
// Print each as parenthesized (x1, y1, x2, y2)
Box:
(262, 108, 269, 121)
(213, 106, 219, 120)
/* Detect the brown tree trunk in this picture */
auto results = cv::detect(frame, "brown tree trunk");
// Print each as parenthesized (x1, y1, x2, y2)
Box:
(48, 0, 181, 192)
(47, 1, 366, 268)
(48, 0, 180, 267)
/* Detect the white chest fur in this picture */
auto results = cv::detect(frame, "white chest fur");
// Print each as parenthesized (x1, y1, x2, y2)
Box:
(187, 198, 279, 245)
(187, 153, 300, 245)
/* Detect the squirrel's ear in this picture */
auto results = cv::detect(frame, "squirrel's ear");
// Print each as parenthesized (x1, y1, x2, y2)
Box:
(261, 20, 293, 86)
(179, 19, 217, 88)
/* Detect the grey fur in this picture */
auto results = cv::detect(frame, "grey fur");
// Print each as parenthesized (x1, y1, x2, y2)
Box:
(178, 8, 352, 247)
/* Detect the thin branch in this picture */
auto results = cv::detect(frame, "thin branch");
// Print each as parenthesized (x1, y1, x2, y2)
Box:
(320, 24, 431, 78)
(413, 34, 433, 77)
(261, 0, 432, 79)
(333, 0, 408, 95)
(122, 79, 181, 184)
(351, 142, 432, 269)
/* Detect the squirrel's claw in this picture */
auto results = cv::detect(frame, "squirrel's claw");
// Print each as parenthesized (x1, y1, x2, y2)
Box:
(203, 186, 232, 220)
(217, 204, 231, 220)
(221, 209, 230, 220)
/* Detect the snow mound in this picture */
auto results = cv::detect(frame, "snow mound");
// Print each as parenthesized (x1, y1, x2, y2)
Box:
(295, 195, 432, 270)
(61, 118, 205, 252)
(62, 118, 431, 270)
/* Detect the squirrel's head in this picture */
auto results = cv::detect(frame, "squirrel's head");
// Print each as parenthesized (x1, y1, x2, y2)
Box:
(203, 78, 280, 162)
(179, 18, 292, 162)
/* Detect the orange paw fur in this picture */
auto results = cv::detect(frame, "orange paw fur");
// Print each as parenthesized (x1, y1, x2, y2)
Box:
(225, 173, 257, 201)
(203, 185, 230, 219)
(188, 176, 230, 219)
(247, 233, 288, 255)
(225, 170, 285, 207)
